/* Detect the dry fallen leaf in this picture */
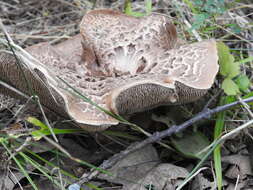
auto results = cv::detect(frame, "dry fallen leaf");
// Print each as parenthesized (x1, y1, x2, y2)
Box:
(98, 145, 189, 190)
(128, 163, 189, 190)
(222, 154, 252, 179)
(98, 145, 160, 185)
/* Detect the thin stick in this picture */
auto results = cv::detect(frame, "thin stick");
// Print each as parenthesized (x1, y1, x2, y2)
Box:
(76, 96, 253, 185)
(103, 96, 253, 168)
(238, 96, 253, 118)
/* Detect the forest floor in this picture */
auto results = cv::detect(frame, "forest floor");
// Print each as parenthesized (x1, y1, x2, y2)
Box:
(0, 0, 253, 190)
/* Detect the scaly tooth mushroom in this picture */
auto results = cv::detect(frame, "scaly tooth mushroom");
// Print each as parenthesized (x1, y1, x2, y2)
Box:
(0, 9, 219, 131)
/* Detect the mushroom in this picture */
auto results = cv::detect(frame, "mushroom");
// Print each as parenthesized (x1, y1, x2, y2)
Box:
(0, 10, 219, 131)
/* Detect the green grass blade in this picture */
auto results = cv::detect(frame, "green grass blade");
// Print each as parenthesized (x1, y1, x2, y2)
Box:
(26, 149, 102, 189)
(214, 96, 236, 189)
(1, 141, 39, 190)
(58, 76, 146, 128)
(145, 0, 152, 15)
(27, 117, 85, 140)
(25, 149, 77, 179)
(213, 96, 227, 190)
(19, 152, 65, 189)
(234, 56, 253, 65)
(25, 118, 115, 180)
(58, 77, 124, 121)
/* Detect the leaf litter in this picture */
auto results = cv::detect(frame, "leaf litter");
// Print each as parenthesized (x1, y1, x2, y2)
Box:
(0, 0, 253, 190)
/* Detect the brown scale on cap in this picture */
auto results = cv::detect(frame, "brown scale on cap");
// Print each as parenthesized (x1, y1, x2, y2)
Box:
(0, 10, 219, 131)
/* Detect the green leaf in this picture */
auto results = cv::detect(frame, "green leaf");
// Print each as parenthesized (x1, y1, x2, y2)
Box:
(235, 74, 251, 92)
(217, 42, 240, 78)
(228, 61, 240, 79)
(192, 13, 209, 30)
(203, 0, 225, 14)
(27, 117, 84, 140)
(221, 78, 240, 96)
(27, 117, 48, 130)
(171, 131, 210, 159)
(124, 0, 132, 15)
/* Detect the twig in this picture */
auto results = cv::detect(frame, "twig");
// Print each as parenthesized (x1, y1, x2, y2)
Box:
(203, 89, 222, 110)
(102, 96, 253, 167)
(9, 168, 24, 190)
(234, 174, 240, 190)
(238, 96, 253, 118)
(183, 19, 202, 42)
(75, 96, 253, 186)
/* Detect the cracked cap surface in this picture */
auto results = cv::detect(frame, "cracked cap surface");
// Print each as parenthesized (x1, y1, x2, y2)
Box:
(0, 10, 219, 131)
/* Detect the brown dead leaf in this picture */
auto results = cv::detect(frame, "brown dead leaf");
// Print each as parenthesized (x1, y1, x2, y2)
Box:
(98, 145, 189, 190)
(98, 145, 160, 185)
(222, 154, 252, 179)
(128, 163, 189, 190)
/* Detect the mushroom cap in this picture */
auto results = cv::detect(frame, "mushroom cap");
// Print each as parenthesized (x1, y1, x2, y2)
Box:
(80, 9, 177, 77)
(154, 39, 219, 90)
(0, 10, 219, 131)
